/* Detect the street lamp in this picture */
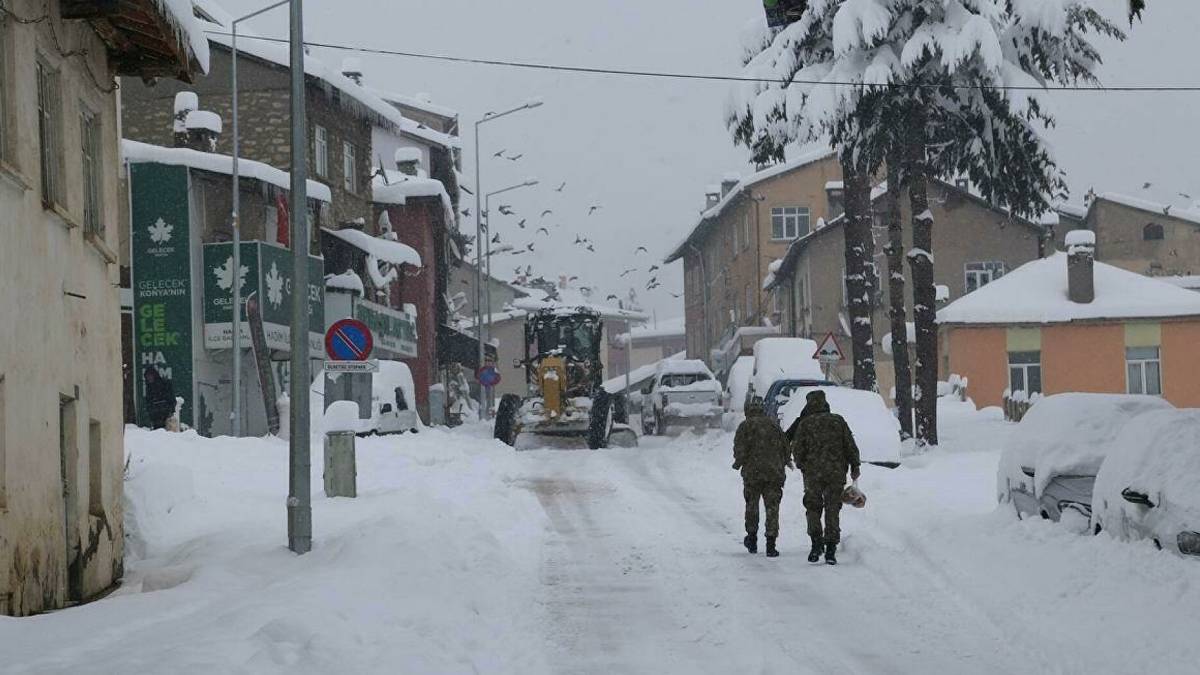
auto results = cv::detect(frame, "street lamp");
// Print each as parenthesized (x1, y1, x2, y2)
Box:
(473, 99, 543, 419)
(230, 0, 290, 438)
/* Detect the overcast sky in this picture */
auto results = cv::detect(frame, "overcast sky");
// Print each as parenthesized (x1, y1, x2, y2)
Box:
(220, 0, 1200, 322)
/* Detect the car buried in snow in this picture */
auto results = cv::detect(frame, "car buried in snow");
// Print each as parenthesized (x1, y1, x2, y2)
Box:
(744, 338, 837, 423)
(997, 393, 1172, 530)
(640, 359, 724, 435)
(1092, 408, 1200, 558)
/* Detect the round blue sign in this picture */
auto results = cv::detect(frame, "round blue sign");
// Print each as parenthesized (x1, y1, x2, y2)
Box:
(325, 318, 374, 361)
(476, 365, 502, 387)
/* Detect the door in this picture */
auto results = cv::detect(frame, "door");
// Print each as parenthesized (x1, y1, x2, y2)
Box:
(59, 395, 82, 602)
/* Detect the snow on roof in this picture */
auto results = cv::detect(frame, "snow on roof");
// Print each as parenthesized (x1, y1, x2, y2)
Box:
(938, 253, 1200, 325)
(665, 146, 836, 262)
(185, 110, 222, 133)
(825, 180, 845, 190)
(509, 295, 649, 322)
(155, 0, 211, 74)
(625, 316, 686, 341)
(1158, 275, 1200, 291)
(322, 227, 422, 268)
(1055, 202, 1089, 220)
(372, 171, 456, 226)
(1064, 230, 1096, 247)
(751, 337, 825, 396)
(1096, 192, 1200, 227)
(394, 147, 422, 164)
(656, 359, 713, 376)
(324, 271, 364, 295)
(122, 139, 331, 203)
(369, 87, 460, 122)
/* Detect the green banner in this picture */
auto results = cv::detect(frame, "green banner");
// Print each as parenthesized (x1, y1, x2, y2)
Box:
(130, 163, 193, 427)
(202, 242, 259, 348)
(355, 299, 418, 358)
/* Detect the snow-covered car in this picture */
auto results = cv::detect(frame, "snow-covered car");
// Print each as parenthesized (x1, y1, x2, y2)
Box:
(721, 355, 756, 430)
(313, 360, 422, 436)
(997, 393, 1172, 526)
(1092, 408, 1200, 558)
(746, 338, 835, 421)
(778, 387, 901, 466)
(640, 360, 723, 435)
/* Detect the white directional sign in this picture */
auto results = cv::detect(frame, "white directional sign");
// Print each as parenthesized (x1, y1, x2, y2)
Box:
(324, 359, 380, 374)
(813, 332, 846, 363)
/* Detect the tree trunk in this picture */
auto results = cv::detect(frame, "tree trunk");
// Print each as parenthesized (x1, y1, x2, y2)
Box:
(841, 161, 877, 392)
(904, 114, 938, 448)
(884, 158, 913, 440)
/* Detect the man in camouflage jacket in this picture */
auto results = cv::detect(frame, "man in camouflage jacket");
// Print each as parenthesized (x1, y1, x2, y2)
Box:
(791, 390, 861, 565)
(733, 398, 791, 557)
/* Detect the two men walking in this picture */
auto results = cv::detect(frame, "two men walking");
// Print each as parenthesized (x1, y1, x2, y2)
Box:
(733, 390, 861, 565)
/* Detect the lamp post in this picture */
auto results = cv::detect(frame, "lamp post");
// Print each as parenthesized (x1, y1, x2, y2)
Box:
(230, 0, 290, 438)
(473, 99, 543, 418)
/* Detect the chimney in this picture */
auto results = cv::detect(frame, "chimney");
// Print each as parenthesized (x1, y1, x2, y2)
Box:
(721, 172, 741, 197)
(1065, 229, 1096, 304)
(341, 57, 363, 85)
(183, 111, 222, 153)
(173, 91, 198, 147)
(394, 147, 422, 177)
(704, 184, 721, 209)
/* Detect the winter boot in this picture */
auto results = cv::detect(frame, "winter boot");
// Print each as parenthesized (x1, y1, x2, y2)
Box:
(743, 534, 757, 554)
(824, 543, 838, 566)
(807, 538, 822, 563)
(766, 536, 779, 558)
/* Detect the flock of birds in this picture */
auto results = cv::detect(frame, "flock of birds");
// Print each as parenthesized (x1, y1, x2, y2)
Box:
(459, 154, 681, 303)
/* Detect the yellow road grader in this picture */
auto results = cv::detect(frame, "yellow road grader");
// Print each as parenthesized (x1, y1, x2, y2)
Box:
(494, 308, 635, 449)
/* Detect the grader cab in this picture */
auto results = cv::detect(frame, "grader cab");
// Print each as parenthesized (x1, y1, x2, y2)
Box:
(494, 308, 634, 449)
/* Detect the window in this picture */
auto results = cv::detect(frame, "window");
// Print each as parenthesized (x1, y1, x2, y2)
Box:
(88, 420, 103, 516)
(965, 261, 1006, 294)
(1143, 223, 1164, 241)
(1008, 351, 1042, 395)
(80, 106, 103, 237)
(827, 189, 845, 220)
(1126, 346, 1162, 395)
(733, 216, 741, 254)
(771, 206, 809, 240)
(741, 214, 751, 251)
(745, 284, 754, 322)
(313, 125, 328, 177)
(342, 141, 357, 193)
(37, 59, 65, 206)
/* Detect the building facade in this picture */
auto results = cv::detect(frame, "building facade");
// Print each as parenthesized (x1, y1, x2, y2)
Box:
(1054, 194, 1200, 278)
(1, 0, 202, 615)
(665, 151, 843, 375)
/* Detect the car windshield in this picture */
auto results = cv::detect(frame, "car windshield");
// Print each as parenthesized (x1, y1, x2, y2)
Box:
(660, 373, 710, 388)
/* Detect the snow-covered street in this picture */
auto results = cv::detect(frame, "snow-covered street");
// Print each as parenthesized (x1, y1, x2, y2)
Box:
(4, 403, 1198, 674)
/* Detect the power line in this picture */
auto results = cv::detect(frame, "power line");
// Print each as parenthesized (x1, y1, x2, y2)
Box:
(206, 30, 1200, 93)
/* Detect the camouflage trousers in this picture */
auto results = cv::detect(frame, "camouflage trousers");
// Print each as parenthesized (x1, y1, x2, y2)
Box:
(802, 476, 845, 545)
(744, 479, 784, 538)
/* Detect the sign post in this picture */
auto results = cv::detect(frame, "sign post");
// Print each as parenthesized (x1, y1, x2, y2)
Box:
(813, 332, 846, 381)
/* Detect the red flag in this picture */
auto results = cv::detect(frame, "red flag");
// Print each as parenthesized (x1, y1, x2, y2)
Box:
(275, 193, 290, 248)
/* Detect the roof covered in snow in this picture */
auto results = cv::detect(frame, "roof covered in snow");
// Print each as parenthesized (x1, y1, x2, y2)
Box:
(664, 147, 836, 263)
(938, 253, 1200, 326)
(617, 316, 686, 343)
(122, 139, 332, 203)
(1093, 193, 1200, 227)
(322, 227, 422, 268)
(153, 0, 212, 75)
(372, 171, 457, 226)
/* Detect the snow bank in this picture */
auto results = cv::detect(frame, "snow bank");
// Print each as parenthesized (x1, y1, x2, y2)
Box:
(750, 337, 824, 397)
(778, 387, 901, 464)
(725, 355, 755, 412)
(938, 253, 1200, 325)
(1095, 408, 1200, 521)
(997, 393, 1173, 499)
(123, 140, 332, 203)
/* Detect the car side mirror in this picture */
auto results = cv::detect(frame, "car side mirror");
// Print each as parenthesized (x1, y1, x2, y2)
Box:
(1121, 488, 1155, 508)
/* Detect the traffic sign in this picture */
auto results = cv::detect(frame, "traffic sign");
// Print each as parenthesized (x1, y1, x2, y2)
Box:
(813, 332, 845, 363)
(325, 359, 380, 374)
(325, 318, 374, 361)
(476, 365, 502, 388)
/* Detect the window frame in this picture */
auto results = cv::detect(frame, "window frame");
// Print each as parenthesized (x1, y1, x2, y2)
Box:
(313, 125, 328, 178)
(342, 140, 357, 194)
(36, 57, 65, 208)
(1007, 350, 1042, 396)
(80, 104, 103, 238)
(770, 206, 810, 241)
(1126, 346, 1162, 396)
(1143, 223, 1164, 241)
(964, 261, 1006, 294)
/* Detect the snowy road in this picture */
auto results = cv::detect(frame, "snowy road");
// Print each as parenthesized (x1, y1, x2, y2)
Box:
(3, 403, 1199, 674)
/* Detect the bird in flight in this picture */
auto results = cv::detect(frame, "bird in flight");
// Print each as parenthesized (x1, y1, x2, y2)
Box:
(620, 268, 637, 277)
(555, 182, 567, 192)
(669, 291, 683, 298)
(506, 153, 524, 161)
(516, 219, 527, 229)
(491, 233, 501, 244)
(493, 149, 506, 158)
(537, 227, 550, 236)
(1142, 182, 1153, 189)
(526, 243, 536, 252)
(461, 208, 471, 218)
(588, 205, 602, 216)
(586, 244, 596, 252)
(634, 246, 648, 255)
(541, 209, 554, 218)
(498, 205, 515, 216)
(606, 294, 620, 302)
(648, 264, 659, 273)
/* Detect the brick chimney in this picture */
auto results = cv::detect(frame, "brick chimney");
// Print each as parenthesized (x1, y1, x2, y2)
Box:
(394, 147, 422, 176)
(704, 184, 721, 209)
(173, 91, 198, 147)
(1065, 229, 1096, 304)
(183, 110, 222, 153)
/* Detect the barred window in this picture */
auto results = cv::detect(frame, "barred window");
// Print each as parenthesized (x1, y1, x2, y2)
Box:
(37, 59, 65, 207)
(80, 106, 103, 237)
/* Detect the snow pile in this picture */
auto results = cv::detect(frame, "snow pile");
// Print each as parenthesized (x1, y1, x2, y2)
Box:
(750, 337, 824, 397)
(184, 110, 222, 133)
(322, 226, 422, 268)
(881, 322, 915, 356)
(778, 387, 901, 464)
(1094, 408, 1200, 529)
(725, 356, 755, 410)
(324, 400, 362, 433)
(997, 393, 1173, 499)
(324, 271, 364, 295)
(123, 140, 332, 203)
(938, 253, 1200, 325)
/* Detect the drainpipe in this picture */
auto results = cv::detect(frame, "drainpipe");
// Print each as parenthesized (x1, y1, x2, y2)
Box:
(750, 190, 767, 320)
(687, 241, 710, 360)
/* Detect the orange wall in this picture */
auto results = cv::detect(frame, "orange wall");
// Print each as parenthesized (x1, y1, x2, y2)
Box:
(946, 327, 1008, 408)
(1042, 324, 1125, 395)
(1162, 323, 1200, 407)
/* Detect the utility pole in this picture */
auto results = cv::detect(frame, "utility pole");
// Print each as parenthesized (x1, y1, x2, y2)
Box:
(287, 0, 312, 555)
